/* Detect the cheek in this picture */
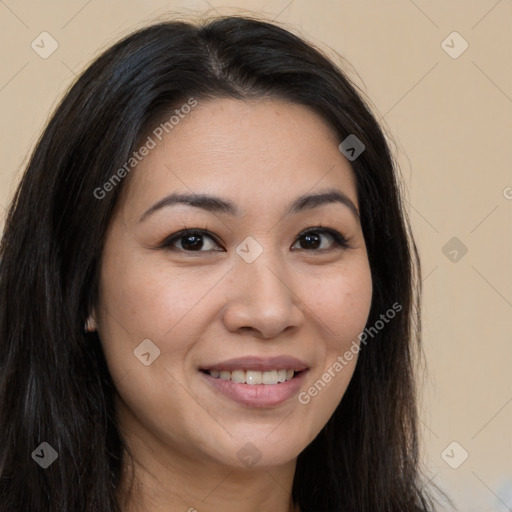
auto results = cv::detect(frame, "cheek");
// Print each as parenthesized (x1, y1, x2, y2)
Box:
(95, 258, 218, 444)
(305, 259, 373, 346)
(297, 259, 372, 415)
(95, 250, 217, 380)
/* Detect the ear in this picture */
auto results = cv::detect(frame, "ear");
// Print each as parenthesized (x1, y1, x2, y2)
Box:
(84, 307, 98, 332)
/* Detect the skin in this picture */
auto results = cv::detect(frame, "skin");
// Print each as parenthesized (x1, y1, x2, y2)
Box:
(91, 98, 373, 512)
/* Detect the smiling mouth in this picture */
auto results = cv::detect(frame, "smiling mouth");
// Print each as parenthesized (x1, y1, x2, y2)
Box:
(200, 369, 303, 385)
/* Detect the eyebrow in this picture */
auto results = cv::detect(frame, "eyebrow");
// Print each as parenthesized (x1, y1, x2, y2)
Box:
(138, 187, 360, 223)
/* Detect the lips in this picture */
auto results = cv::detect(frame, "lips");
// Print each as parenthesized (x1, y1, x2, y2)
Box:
(199, 355, 309, 407)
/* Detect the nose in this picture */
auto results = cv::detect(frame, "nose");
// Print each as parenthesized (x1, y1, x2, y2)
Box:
(221, 247, 304, 339)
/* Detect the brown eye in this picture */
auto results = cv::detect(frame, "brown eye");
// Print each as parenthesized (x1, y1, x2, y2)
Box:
(162, 229, 223, 252)
(292, 228, 350, 251)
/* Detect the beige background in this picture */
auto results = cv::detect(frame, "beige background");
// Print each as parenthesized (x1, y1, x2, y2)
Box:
(1, 1, 511, 510)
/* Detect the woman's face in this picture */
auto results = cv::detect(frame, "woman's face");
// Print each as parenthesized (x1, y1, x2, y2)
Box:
(93, 98, 372, 471)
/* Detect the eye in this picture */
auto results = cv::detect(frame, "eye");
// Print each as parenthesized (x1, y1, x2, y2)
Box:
(291, 227, 350, 251)
(161, 229, 223, 253)
(160, 226, 351, 254)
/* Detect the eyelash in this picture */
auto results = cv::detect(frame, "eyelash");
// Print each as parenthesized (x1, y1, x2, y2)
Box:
(159, 226, 351, 254)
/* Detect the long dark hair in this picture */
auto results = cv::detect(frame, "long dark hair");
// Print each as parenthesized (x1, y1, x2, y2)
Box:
(0, 14, 451, 511)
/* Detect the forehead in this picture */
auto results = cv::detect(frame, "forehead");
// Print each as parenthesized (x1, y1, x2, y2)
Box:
(118, 98, 359, 221)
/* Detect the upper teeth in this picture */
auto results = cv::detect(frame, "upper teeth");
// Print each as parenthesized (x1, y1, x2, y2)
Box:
(207, 369, 296, 385)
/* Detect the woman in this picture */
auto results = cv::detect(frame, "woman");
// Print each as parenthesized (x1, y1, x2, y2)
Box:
(0, 14, 451, 512)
